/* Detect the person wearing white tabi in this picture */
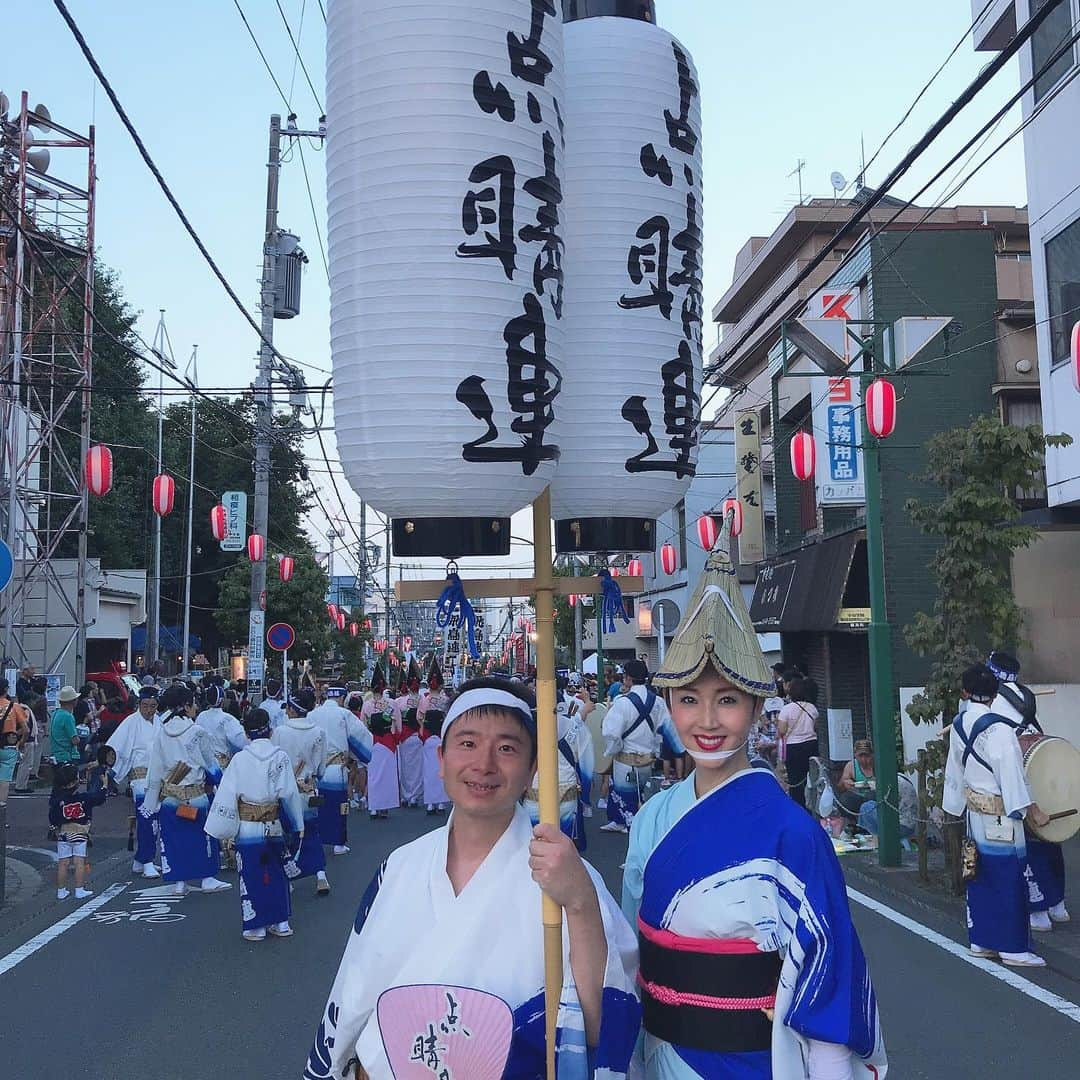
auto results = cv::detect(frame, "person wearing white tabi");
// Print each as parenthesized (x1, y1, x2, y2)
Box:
(107, 686, 162, 878)
(272, 689, 331, 897)
(307, 685, 373, 856)
(141, 684, 231, 896)
(305, 677, 640, 1080)
(206, 706, 306, 942)
(944, 663, 1050, 966)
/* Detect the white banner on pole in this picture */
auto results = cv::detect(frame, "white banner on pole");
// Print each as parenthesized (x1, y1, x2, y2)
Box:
(221, 491, 247, 552)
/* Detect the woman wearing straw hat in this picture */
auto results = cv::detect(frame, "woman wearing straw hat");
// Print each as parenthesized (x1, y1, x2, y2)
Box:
(621, 538, 887, 1078)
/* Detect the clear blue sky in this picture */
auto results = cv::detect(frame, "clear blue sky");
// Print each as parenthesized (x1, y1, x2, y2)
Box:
(7, 1, 1029, 568)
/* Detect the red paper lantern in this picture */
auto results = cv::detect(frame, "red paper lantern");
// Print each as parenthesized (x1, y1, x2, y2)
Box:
(85, 444, 113, 497)
(337, 611, 346, 631)
(696, 515, 720, 551)
(568, 593, 577, 608)
(327, 603, 339, 623)
(210, 503, 227, 541)
(279, 555, 295, 582)
(1073, 321, 1080, 393)
(247, 533, 266, 562)
(611, 567, 620, 578)
(349, 622, 359, 637)
(790, 431, 816, 482)
(866, 378, 897, 439)
(660, 542, 678, 575)
(151, 473, 175, 517)
(364, 618, 372, 630)
(723, 498, 743, 538)
(627, 558, 643, 577)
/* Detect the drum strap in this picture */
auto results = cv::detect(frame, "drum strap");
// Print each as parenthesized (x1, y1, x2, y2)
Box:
(956, 712, 1019, 773)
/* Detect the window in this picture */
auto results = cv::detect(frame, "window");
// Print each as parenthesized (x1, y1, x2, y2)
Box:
(1045, 215, 1080, 366)
(1032, 0, 1076, 105)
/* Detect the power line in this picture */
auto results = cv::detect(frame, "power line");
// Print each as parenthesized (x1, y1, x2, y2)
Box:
(274, 0, 324, 113)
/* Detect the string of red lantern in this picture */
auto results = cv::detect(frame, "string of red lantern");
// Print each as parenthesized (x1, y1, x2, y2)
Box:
(696, 515, 719, 551)
(85, 445, 113, 497)
(866, 378, 897, 439)
(790, 430, 816, 482)
(723, 498, 743, 538)
(247, 533, 266, 562)
(152, 474, 175, 517)
(660, 542, 678, 575)
(279, 555, 295, 582)
(627, 557, 643, 577)
(210, 504, 227, 541)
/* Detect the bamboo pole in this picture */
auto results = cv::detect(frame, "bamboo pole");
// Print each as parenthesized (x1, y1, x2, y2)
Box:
(531, 487, 562, 1080)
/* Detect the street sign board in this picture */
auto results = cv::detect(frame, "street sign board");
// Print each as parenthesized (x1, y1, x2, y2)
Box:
(221, 491, 247, 552)
(267, 622, 296, 652)
(248, 610, 265, 682)
(0, 539, 13, 594)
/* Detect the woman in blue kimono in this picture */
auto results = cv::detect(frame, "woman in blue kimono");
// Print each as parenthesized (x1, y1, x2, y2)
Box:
(622, 539, 888, 1079)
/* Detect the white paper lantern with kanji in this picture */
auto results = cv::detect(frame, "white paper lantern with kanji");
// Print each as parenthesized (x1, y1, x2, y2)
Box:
(247, 534, 266, 562)
(551, 12, 703, 528)
(279, 556, 295, 582)
(660, 542, 678, 575)
(85, 445, 113, 497)
(696, 515, 719, 551)
(723, 498, 743, 538)
(326, 0, 566, 519)
(790, 431, 816, 482)
(866, 378, 897, 439)
(210, 504, 227, 542)
(152, 474, 175, 518)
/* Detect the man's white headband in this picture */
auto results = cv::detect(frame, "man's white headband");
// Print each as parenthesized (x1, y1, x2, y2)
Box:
(441, 688, 534, 739)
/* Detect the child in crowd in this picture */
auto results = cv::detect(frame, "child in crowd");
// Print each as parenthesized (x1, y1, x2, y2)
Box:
(49, 763, 108, 900)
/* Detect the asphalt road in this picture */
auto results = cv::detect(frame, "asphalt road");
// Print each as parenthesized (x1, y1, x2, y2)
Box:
(2, 802, 1079, 1078)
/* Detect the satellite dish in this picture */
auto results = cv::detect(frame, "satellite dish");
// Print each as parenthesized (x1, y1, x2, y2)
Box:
(830, 171, 847, 194)
(30, 103, 52, 129)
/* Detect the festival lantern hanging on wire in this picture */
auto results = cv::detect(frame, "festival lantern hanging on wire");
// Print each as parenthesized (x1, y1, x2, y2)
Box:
(349, 622, 359, 638)
(247, 533, 266, 562)
(660, 542, 678, 575)
(337, 611, 346, 632)
(152, 474, 175, 518)
(85, 444, 113, 497)
(209, 504, 227, 542)
(325, 0, 567, 556)
(696, 515, 719, 551)
(723, 498, 743, 538)
(279, 556, 295, 582)
(551, 5, 704, 556)
(327, 603, 339, 624)
(790, 431, 816, 482)
(866, 378, 897, 439)
(1072, 321, 1080, 393)
(568, 593, 577, 608)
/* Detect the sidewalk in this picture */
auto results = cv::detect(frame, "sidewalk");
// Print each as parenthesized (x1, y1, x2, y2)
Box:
(841, 834, 1080, 972)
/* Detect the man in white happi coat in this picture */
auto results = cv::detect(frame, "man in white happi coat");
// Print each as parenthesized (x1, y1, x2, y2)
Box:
(107, 686, 162, 878)
(261, 678, 288, 730)
(272, 690, 331, 896)
(307, 686, 373, 856)
(600, 659, 679, 833)
(944, 663, 1050, 967)
(195, 684, 247, 770)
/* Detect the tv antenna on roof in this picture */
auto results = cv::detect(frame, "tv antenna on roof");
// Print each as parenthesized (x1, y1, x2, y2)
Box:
(788, 159, 806, 206)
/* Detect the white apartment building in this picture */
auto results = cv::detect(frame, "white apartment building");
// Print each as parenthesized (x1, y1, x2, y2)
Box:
(974, 0, 1080, 507)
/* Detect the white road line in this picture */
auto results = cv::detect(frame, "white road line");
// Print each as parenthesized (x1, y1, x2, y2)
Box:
(0, 881, 130, 976)
(848, 887, 1080, 1024)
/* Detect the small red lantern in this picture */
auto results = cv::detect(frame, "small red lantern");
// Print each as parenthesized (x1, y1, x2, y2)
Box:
(210, 503, 227, 541)
(279, 555, 295, 582)
(337, 611, 346, 631)
(349, 622, 359, 637)
(327, 603, 339, 623)
(696, 515, 720, 551)
(627, 558, 643, 577)
(611, 567, 620, 578)
(85, 445, 113, 497)
(723, 498, 743, 538)
(790, 431, 816, 482)
(660, 542, 678, 575)
(151, 473, 175, 517)
(866, 378, 897, 439)
(364, 618, 372, 630)
(1072, 321, 1080, 393)
(247, 533, 266, 561)
(568, 593, 577, 608)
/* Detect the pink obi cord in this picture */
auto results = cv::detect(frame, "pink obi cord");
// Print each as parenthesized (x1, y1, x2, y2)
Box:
(638, 916, 762, 955)
(637, 974, 777, 1012)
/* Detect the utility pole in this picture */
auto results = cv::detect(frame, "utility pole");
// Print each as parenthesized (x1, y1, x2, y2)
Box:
(573, 560, 583, 673)
(147, 310, 175, 676)
(359, 500, 368, 673)
(247, 114, 282, 704)
(181, 345, 198, 678)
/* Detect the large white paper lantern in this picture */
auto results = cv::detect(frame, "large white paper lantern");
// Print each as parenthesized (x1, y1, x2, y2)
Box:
(552, 5, 703, 553)
(326, 0, 567, 550)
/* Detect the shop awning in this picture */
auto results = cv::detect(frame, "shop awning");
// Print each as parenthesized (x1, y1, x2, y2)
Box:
(750, 530, 863, 632)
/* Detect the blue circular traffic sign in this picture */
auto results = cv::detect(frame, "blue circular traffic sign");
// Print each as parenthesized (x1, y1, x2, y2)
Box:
(266, 622, 295, 652)
(0, 539, 12, 594)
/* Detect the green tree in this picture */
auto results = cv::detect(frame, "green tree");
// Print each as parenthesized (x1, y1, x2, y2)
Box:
(904, 414, 1072, 738)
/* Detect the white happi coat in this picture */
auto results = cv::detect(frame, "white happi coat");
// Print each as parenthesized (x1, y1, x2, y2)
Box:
(397, 730, 424, 805)
(196, 707, 247, 761)
(142, 717, 220, 815)
(107, 712, 160, 795)
(262, 697, 288, 731)
(307, 806, 638, 1080)
(602, 685, 671, 760)
(205, 740, 306, 843)
(272, 718, 327, 786)
(943, 702, 1032, 821)
(307, 701, 373, 784)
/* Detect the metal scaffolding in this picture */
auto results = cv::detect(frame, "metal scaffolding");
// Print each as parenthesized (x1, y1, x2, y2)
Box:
(0, 91, 95, 684)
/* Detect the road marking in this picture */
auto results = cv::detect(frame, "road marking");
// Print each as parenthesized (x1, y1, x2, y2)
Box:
(0, 881, 130, 976)
(848, 887, 1080, 1024)
(8, 845, 59, 862)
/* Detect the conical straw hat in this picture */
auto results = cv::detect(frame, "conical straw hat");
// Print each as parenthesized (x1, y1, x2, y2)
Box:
(653, 522, 773, 697)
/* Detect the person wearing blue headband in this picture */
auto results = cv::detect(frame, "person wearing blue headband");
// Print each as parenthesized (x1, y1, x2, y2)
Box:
(306, 676, 640, 1080)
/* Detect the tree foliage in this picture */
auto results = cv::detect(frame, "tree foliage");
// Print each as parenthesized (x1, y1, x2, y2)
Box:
(903, 415, 1072, 743)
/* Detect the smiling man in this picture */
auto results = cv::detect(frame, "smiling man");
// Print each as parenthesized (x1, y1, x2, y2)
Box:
(304, 677, 640, 1080)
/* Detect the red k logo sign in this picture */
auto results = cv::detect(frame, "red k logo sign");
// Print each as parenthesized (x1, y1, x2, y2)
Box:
(821, 293, 855, 319)
(62, 802, 84, 821)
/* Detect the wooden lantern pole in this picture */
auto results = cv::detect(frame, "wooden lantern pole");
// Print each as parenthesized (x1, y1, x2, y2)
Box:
(394, 490, 642, 1080)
